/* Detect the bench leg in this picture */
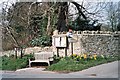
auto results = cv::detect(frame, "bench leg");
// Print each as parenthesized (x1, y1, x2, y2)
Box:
(48, 61, 50, 66)
(29, 62, 31, 67)
(29, 59, 31, 67)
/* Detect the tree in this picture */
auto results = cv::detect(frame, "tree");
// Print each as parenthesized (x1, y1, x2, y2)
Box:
(2, 1, 57, 50)
(2, 1, 21, 50)
(2, 0, 108, 50)
(117, 1, 120, 31)
(106, 2, 119, 31)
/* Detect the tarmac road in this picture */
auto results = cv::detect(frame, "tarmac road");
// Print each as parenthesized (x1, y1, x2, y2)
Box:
(0, 61, 119, 80)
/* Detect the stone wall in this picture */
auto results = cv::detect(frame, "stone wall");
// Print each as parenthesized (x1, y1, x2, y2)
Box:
(52, 31, 120, 56)
(1, 46, 53, 57)
(1, 31, 120, 57)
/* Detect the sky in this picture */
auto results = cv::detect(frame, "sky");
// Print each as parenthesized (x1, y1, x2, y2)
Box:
(0, 0, 119, 25)
(0, 0, 119, 10)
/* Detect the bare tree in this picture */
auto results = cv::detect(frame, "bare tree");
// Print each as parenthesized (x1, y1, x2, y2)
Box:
(2, 1, 20, 48)
(106, 2, 119, 31)
(1, 0, 110, 50)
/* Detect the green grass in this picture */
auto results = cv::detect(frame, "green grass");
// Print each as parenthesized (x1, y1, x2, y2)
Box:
(0, 54, 34, 71)
(1, 53, 119, 72)
(46, 55, 119, 72)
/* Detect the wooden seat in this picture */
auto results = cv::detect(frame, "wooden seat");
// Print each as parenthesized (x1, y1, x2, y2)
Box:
(29, 52, 54, 67)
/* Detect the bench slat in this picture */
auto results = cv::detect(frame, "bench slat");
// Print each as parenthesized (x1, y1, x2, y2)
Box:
(29, 52, 54, 67)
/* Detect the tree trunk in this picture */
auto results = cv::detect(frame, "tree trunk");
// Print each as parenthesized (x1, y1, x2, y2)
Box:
(46, 13, 51, 35)
(5, 26, 20, 47)
(57, 2, 68, 32)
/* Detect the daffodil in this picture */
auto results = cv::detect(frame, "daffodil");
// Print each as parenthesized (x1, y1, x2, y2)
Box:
(81, 54, 84, 57)
(83, 54, 87, 59)
(90, 56, 93, 59)
(93, 54, 97, 60)
(94, 57, 97, 60)
(76, 56, 79, 58)
(73, 54, 77, 57)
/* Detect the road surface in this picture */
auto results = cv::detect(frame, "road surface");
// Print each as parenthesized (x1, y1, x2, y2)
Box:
(0, 61, 119, 79)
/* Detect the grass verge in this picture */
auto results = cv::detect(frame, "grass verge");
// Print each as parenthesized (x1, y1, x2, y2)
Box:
(46, 55, 119, 73)
(0, 54, 34, 71)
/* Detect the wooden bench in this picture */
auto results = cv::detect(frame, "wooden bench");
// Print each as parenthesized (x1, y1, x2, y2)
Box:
(29, 52, 54, 67)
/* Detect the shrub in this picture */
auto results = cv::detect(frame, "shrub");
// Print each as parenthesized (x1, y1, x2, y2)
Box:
(30, 34, 52, 47)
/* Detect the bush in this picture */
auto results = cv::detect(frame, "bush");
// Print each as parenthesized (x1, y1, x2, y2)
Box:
(23, 53, 34, 60)
(52, 55, 62, 64)
(30, 34, 52, 47)
(1, 54, 34, 71)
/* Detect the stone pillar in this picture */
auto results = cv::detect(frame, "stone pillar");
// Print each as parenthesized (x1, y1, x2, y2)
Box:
(52, 30, 59, 56)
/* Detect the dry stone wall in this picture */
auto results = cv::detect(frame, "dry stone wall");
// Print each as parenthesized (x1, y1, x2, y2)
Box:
(52, 31, 120, 56)
(1, 46, 53, 57)
(1, 31, 120, 57)
(80, 34, 119, 55)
